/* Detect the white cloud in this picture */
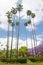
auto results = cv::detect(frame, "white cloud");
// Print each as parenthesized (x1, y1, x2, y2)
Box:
(22, 0, 43, 24)
(0, 37, 40, 50)
(0, 37, 16, 50)
(0, 0, 16, 31)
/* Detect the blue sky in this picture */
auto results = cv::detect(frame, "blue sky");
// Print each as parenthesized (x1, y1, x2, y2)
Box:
(0, 0, 43, 49)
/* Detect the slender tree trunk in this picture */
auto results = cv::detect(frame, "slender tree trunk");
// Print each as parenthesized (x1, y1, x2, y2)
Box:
(25, 27, 29, 57)
(34, 29, 38, 56)
(32, 22, 36, 56)
(29, 16, 34, 55)
(33, 20, 37, 56)
(16, 26, 19, 58)
(31, 23, 34, 55)
(32, 19, 37, 56)
(25, 27, 28, 48)
(16, 12, 20, 58)
(6, 23, 9, 59)
(10, 25, 14, 60)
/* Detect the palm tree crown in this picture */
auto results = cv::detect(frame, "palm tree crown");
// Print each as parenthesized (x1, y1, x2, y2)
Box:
(27, 20, 31, 24)
(16, 22, 20, 26)
(17, 4, 23, 11)
(31, 13, 35, 18)
(27, 10, 31, 16)
(11, 7, 17, 14)
(6, 11, 12, 24)
(24, 22, 28, 26)
(6, 11, 12, 19)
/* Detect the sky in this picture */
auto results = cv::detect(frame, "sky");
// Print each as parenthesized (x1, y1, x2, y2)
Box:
(0, 0, 43, 50)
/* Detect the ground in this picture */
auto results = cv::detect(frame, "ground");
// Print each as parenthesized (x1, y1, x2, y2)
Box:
(0, 62, 43, 65)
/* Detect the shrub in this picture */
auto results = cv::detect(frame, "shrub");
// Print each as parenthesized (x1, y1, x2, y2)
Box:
(1, 58, 6, 62)
(10, 58, 16, 63)
(6, 58, 10, 62)
(0, 58, 27, 63)
(16, 58, 27, 63)
(29, 57, 43, 62)
(37, 57, 43, 61)
(1, 57, 43, 63)
(29, 57, 37, 62)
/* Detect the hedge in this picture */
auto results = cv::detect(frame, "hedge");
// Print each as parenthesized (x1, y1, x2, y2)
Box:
(29, 57, 43, 62)
(0, 58, 27, 63)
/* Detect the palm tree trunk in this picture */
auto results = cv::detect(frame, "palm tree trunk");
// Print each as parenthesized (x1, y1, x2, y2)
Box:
(25, 27, 29, 57)
(6, 23, 9, 59)
(29, 16, 34, 55)
(33, 20, 38, 56)
(32, 19, 37, 56)
(25, 27, 28, 48)
(34, 29, 38, 56)
(10, 25, 14, 60)
(31, 23, 34, 55)
(16, 26, 19, 58)
(16, 12, 20, 58)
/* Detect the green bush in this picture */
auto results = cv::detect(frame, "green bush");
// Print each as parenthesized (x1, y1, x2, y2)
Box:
(6, 58, 10, 62)
(16, 58, 27, 63)
(11, 58, 27, 63)
(37, 57, 43, 61)
(29, 57, 37, 62)
(29, 57, 43, 62)
(0, 58, 27, 63)
(10, 58, 16, 63)
(1, 58, 6, 62)
(1, 58, 12, 63)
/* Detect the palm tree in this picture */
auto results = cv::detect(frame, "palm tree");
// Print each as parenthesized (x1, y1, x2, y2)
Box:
(26, 10, 33, 55)
(10, 7, 17, 60)
(31, 13, 37, 56)
(6, 11, 12, 59)
(16, 21, 19, 58)
(24, 22, 28, 48)
(16, 4, 23, 58)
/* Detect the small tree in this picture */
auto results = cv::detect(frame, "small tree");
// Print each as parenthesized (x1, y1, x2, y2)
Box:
(19, 46, 28, 57)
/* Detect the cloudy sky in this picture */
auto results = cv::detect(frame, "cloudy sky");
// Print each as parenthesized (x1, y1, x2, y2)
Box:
(0, 0, 43, 50)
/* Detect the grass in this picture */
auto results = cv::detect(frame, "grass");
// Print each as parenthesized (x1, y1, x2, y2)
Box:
(0, 62, 43, 65)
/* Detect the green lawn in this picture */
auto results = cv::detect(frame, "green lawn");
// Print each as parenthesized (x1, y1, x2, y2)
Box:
(0, 62, 43, 65)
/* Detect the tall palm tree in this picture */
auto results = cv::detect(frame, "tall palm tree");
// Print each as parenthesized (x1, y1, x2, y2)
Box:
(31, 13, 37, 56)
(6, 11, 12, 59)
(10, 7, 17, 60)
(16, 21, 19, 58)
(24, 22, 28, 48)
(26, 10, 33, 55)
(16, 4, 23, 58)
